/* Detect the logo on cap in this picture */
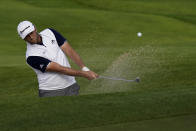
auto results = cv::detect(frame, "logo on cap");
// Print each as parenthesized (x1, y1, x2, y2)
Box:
(20, 26, 30, 34)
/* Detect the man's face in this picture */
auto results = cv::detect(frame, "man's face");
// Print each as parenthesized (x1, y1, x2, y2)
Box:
(24, 30, 39, 44)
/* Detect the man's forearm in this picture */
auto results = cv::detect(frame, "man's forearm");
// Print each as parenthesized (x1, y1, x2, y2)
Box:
(61, 42, 85, 69)
(46, 62, 98, 80)
(46, 62, 84, 77)
(68, 49, 85, 69)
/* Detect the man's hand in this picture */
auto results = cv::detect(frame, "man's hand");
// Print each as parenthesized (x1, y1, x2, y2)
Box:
(82, 71, 99, 80)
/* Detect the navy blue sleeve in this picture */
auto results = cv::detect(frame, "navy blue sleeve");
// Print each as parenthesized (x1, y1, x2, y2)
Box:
(27, 56, 51, 73)
(49, 28, 67, 47)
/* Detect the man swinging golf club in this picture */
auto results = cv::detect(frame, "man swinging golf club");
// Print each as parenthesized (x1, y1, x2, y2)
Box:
(17, 20, 99, 97)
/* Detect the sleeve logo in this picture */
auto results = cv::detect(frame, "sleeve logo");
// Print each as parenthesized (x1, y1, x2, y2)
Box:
(40, 64, 44, 69)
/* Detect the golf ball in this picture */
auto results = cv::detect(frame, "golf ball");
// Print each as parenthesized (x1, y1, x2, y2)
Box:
(137, 32, 142, 37)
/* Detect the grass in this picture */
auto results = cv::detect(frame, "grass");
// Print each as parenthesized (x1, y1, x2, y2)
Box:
(2, 89, 196, 131)
(0, 0, 196, 130)
(68, 114, 196, 131)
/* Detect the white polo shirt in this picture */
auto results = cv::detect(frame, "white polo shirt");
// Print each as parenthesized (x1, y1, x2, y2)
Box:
(26, 28, 76, 90)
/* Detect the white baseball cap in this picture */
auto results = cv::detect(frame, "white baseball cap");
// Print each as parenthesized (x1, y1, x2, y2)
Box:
(17, 21, 35, 39)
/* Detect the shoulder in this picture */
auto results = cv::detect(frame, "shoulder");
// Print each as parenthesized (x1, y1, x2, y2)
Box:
(47, 28, 67, 47)
(48, 28, 56, 33)
(48, 28, 62, 37)
(40, 28, 58, 34)
(26, 43, 45, 59)
(40, 28, 54, 36)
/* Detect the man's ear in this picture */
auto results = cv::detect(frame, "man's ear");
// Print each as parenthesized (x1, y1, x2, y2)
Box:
(35, 28, 39, 35)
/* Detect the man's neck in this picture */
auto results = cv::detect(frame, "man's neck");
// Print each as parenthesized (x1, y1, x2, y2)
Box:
(37, 35, 43, 44)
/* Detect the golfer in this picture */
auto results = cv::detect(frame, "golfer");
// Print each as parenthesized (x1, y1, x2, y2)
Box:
(17, 20, 99, 97)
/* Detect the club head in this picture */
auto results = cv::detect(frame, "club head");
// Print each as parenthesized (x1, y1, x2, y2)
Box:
(135, 77, 140, 83)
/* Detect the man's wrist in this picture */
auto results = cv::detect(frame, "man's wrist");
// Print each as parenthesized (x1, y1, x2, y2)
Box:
(82, 66, 90, 71)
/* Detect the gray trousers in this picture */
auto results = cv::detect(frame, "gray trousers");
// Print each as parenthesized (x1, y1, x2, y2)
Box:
(39, 83, 80, 97)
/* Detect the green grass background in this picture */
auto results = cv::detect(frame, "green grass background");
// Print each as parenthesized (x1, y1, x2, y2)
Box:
(0, 0, 196, 130)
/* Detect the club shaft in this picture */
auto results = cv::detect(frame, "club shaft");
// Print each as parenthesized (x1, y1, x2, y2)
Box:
(99, 75, 135, 82)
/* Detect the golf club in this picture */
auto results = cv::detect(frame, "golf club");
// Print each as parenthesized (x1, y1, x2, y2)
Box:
(98, 75, 140, 83)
